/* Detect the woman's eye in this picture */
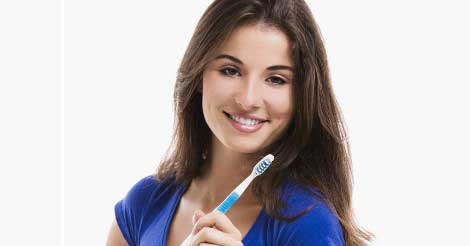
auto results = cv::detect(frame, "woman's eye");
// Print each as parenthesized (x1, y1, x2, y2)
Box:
(268, 76, 287, 85)
(220, 67, 240, 77)
(219, 68, 287, 85)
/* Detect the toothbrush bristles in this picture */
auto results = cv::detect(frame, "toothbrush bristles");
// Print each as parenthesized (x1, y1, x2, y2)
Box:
(254, 154, 274, 176)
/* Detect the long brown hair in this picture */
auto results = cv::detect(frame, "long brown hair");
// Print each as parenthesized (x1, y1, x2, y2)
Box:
(156, 0, 374, 245)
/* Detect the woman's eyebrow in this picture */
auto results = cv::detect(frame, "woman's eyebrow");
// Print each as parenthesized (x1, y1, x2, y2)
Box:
(214, 54, 293, 72)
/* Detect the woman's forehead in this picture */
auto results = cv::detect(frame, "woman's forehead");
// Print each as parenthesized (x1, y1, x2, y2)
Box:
(214, 24, 293, 68)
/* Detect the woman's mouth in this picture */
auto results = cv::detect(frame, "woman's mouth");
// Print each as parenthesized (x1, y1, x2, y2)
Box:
(223, 111, 268, 134)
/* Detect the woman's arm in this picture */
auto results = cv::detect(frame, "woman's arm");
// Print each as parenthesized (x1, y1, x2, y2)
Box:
(106, 219, 128, 246)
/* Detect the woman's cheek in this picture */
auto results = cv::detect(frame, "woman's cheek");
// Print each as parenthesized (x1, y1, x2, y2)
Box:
(267, 91, 293, 118)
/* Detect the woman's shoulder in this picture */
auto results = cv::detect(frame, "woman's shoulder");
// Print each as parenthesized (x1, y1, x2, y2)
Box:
(276, 181, 345, 245)
(114, 173, 181, 244)
(119, 173, 178, 208)
(280, 181, 330, 215)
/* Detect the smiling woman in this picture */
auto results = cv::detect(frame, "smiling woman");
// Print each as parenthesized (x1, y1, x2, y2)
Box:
(107, 0, 373, 245)
(201, 24, 294, 153)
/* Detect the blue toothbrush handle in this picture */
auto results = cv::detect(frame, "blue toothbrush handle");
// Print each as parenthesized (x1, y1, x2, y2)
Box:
(215, 192, 240, 213)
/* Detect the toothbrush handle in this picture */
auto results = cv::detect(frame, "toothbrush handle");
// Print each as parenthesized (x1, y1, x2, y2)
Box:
(215, 192, 240, 213)
(215, 173, 255, 213)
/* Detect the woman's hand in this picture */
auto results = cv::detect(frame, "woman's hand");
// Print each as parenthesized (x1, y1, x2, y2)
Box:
(189, 209, 243, 246)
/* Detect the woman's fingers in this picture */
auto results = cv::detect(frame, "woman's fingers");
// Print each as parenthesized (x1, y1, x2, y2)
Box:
(188, 210, 243, 246)
(191, 227, 242, 246)
(191, 210, 242, 239)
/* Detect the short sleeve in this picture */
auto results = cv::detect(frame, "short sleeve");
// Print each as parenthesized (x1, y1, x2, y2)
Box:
(278, 203, 345, 246)
(114, 175, 158, 245)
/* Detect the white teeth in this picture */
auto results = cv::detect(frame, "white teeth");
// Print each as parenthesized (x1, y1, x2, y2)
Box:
(228, 114, 262, 126)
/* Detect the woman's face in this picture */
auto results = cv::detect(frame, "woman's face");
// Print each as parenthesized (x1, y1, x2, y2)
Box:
(201, 23, 294, 154)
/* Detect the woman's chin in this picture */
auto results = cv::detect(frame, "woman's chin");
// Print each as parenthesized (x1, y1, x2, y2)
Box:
(225, 141, 266, 154)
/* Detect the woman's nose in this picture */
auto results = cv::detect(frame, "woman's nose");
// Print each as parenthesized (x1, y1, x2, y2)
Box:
(235, 77, 262, 111)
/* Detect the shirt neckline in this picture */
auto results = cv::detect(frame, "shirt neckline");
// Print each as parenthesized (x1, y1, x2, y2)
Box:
(162, 179, 265, 245)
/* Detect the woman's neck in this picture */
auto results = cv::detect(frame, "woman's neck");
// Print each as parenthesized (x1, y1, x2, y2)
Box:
(185, 138, 261, 209)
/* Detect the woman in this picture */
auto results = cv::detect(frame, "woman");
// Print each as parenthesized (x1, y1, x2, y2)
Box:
(107, 0, 373, 245)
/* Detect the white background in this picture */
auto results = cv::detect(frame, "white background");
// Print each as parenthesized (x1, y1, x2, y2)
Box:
(1, 0, 469, 245)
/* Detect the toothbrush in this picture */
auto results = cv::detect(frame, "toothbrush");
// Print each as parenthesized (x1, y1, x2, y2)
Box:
(181, 154, 274, 246)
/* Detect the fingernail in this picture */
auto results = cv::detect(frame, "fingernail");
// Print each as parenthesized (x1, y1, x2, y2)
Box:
(192, 212, 197, 224)
(192, 209, 201, 224)
(196, 209, 206, 221)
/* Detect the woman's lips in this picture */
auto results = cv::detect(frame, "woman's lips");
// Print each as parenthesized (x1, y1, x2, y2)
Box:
(224, 112, 267, 134)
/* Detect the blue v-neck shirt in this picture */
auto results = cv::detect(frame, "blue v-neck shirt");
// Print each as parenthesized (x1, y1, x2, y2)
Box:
(115, 175, 345, 245)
